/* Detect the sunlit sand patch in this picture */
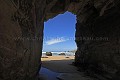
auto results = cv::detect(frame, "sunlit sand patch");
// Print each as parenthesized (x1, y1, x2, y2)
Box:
(41, 56, 75, 61)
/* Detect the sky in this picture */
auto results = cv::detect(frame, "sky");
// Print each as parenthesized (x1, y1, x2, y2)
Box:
(43, 11, 77, 52)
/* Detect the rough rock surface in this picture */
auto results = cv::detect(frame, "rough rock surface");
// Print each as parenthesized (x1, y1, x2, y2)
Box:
(0, 0, 120, 80)
(0, 0, 45, 80)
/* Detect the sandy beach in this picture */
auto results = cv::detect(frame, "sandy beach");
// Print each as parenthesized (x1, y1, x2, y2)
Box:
(41, 56, 78, 73)
(41, 56, 75, 61)
(40, 56, 97, 80)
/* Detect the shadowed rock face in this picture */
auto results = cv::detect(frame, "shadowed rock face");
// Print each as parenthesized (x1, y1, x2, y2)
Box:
(0, 0, 120, 80)
(0, 0, 45, 80)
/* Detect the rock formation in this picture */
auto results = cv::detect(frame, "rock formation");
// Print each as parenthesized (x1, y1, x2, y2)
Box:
(46, 52, 52, 56)
(0, 0, 120, 80)
(58, 53, 65, 55)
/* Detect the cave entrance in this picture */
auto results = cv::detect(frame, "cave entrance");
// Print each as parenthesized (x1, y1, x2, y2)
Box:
(41, 11, 77, 73)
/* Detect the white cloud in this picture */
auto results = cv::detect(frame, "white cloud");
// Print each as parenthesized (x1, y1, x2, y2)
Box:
(45, 37, 67, 45)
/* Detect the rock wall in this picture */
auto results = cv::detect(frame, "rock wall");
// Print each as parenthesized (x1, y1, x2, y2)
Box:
(74, 0, 120, 79)
(0, 0, 45, 80)
(0, 0, 120, 80)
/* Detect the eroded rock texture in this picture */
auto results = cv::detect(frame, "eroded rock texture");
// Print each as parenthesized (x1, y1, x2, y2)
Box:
(0, 0, 45, 80)
(0, 0, 120, 80)
(75, 0, 120, 79)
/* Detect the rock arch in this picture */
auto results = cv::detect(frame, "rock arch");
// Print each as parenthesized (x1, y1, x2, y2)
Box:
(0, 0, 120, 80)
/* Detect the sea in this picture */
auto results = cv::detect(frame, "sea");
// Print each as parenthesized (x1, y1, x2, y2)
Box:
(42, 51, 75, 56)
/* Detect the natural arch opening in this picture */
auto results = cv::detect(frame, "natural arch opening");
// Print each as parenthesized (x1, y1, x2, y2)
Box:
(43, 11, 77, 53)
(40, 12, 77, 75)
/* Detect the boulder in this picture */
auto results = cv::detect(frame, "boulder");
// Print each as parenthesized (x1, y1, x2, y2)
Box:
(58, 53, 65, 55)
(46, 52, 52, 56)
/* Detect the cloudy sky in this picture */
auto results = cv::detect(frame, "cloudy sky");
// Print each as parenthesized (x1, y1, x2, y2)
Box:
(43, 12, 77, 52)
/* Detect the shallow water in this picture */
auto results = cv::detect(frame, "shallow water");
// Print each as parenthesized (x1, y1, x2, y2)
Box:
(39, 67, 60, 80)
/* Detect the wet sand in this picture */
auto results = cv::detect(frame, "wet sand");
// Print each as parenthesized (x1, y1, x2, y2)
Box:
(39, 67, 59, 80)
(39, 56, 97, 80)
